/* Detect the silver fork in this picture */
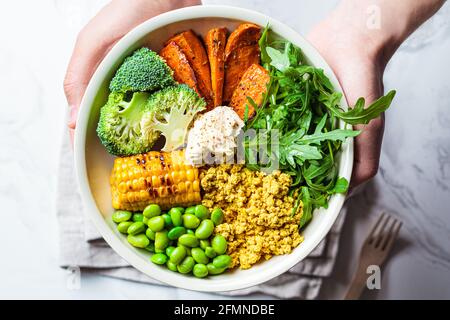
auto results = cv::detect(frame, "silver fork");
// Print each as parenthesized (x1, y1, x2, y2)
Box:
(344, 212, 403, 300)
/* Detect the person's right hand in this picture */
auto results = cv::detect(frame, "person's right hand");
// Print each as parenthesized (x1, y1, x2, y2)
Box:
(64, 0, 200, 142)
(307, 18, 386, 190)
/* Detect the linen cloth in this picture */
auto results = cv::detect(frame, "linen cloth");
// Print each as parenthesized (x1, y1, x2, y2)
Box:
(56, 128, 346, 299)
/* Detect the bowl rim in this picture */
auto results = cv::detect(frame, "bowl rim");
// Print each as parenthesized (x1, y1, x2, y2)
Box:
(74, 4, 353, 292)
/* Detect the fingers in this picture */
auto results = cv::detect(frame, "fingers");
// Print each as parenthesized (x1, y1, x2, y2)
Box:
(351, 114, 385, 188)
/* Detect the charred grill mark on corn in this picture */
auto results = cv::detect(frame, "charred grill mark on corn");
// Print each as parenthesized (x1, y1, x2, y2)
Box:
(110, 150, 201, 211)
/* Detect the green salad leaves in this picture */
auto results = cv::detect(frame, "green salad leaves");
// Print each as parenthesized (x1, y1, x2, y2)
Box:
(244, 27, 396, 229)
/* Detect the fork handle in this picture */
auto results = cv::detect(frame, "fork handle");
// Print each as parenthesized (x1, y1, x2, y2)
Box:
(344, 264, 368, 300)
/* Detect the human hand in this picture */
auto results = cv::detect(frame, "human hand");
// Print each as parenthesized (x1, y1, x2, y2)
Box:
(64, 0, 201, 141)
(307, 0, 444, 190)
(307, 18, 386, 189)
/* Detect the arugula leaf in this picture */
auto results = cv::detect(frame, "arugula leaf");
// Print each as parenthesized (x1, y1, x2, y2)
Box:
(328, 177, 349, 194)
(325, 90, 396, 125)
(266, 47, 290, 72)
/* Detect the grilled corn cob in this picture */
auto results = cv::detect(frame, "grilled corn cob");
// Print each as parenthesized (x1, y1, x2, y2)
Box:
(110, 150, 201, 211)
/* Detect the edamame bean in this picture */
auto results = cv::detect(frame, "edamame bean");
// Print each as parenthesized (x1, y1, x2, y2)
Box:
(166, 246, 176, 257)
(117, 221, 133, 234)
(193, 264, 208, 278)
(185, 206, 195, 215)
(166, 260, 178, 272)
(182, 214, 200, 229)
(147, 216, 165, 232)
(177, 256, 195, 274)
(211, 208, 224, 226)
(143, 216, 149, 225)
(199, 239, 210, 250)
(169, 246, 186, 265)
(146, 228, 155, 240)
(212, 255, 231, 269)
(180, 245, 191, 256)
(112, 210, 132, 223)
(195, 219, 214, 239)
(211, 235, 227, 255)
(155, 231, 169, 251)
(169, 207, 183, 227)
(143, 204, 161, 218)
(178, 234, 199, 247)
(162, 213, 172, 228)
(194, 205, 210, 220)
(132, 213, 144, 222)
(127, 221, 146, 235)
(207, 263, 226, 275)
(191, 248, 209, 264)
(127, 234, 149, 248)
(168, 226, 186, 240)
(186, 229, 194, 235)
(205, 247, 217, 259)
(174, 207, 185, 214)
(151, 253, 168, 265)
(145, 242, 155, 252)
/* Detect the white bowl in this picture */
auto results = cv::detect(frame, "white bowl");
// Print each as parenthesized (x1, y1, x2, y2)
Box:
(74, 5, 353, 292)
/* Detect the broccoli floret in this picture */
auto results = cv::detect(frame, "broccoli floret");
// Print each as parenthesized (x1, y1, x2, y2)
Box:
(142, 85, 206, 152)
(97, 91, 160, 156)
(109, 47, 175, 93)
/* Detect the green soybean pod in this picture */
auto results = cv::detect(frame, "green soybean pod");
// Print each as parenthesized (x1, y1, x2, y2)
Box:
(178, 234, 199, 248)
(155, 231, 169, 251)
(143, 216, 149, 225)
(146, 228, 156, 241)
(185, 206, 196, 215)
(166, 260, 178, 272)
(145, 242, 155, 252)
(162, 213, 172, 228)
(195, 219, 214, 240)
(177, 256, 195, 274)
(211, 208, 224, 226)
(166, 246, 176, 257)
(182, 214, 200, 229)
(193, 264, 208, 278)
(194, 205, 210, 220)
(169, 207, 183, 227)
(127, 221, 146, 235)
(112, 210, 132, 223)
(151, 253, 168, 265)
(132, 213, 144, 222)
(167, 226, 186, 240)
(143, 204, 161, 218)
(127, 234, 149, 248)
(186, 229, 194, 235)
(169, 246, 187, 265)
(207, 263, 226, 275)
(199, 239, 210, 250)
(211, 235, 227, 255)
(205, 247, 217, 259)
(147, 216, 165, 232)
(191, 247, 209, 264)
(212, 255, 232, 269)
(174, 207, 185, 214)
(117, 221, 133, 234)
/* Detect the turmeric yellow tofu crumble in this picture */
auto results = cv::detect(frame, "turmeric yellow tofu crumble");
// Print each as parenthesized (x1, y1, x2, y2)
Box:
(201, 165, 304, 269)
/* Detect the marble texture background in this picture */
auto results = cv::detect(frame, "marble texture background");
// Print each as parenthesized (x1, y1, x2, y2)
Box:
(0, 0, 449, 299)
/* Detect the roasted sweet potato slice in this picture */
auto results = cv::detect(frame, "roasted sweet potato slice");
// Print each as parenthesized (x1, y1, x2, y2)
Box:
(159, 41, 199, 93)
(167, 30, 213, 109)
(229, 64, 270, 119)
(204, 27, 227, 107)
(223, 23, 261, 104)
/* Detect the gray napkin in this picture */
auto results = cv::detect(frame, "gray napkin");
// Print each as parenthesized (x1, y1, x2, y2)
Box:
(56, 127, 346, 299)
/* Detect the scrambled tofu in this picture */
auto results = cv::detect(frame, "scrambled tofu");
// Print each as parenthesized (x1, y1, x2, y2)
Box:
(201, 165, 303, 269)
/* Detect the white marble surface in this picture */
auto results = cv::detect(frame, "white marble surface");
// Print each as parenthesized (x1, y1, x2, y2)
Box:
(1, 0, 449, 299)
